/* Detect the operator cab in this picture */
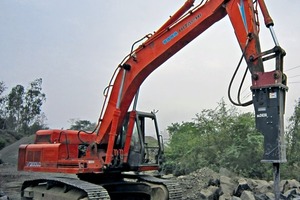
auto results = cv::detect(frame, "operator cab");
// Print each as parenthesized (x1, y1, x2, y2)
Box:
(118, 111, 164, 171)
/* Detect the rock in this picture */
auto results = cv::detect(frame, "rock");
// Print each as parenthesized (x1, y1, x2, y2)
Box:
(208, 178, 220, 187)
(174, 167, 300, 200)
(240, 190, 256, 200)
(219, 194, 232, 200)
(281, 179, 300, 193)
(265, 192, 275, 200)
(0, 196, 9, 200)
(254, 193, 274, 200)
(249, 179, 273, 195)
(233, 178, 251, 197)
(0, 190, 9, 200)
(162, 174, 174, 179)
(254, 193, 268, 200)
(281, 188, 300, 199)
(177, 167, 220, 200)
(220, 176, 235, 196)
(199, 186, 221, 200)
(177, 175, 186, 180)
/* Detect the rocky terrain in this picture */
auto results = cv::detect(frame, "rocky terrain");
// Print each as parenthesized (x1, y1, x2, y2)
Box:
(176, 167, 300, 200)
(1, 137, 300, 200)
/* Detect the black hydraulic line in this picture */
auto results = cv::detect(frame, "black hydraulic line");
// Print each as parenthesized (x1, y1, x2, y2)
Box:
(58, 131, 70, 159)
(130, 34, 152, 56)
(227, 53, 253, 107)
(77, 130, 94, 145)
(228, 37, 253, 107)
(237, 64, 250, 105)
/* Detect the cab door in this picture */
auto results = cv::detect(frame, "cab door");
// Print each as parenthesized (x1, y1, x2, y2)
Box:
(127, 111, 163, 169)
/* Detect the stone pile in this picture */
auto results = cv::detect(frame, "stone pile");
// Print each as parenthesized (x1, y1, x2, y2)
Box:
(176, 168, 300, 200)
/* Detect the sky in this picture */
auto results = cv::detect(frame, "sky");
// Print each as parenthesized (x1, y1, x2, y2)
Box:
(1, 0, 300, 132)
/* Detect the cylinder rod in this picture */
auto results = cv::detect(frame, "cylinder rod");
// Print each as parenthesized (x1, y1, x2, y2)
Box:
(273, 163, 280, 200)
(269, 26, 280, 46)
(156, 0, 195, 33)
(116, 69, 127, 109)
(132, 88, 140, 111)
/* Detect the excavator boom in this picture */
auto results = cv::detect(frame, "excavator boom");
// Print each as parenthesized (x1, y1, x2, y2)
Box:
(96, 0, 286, 167)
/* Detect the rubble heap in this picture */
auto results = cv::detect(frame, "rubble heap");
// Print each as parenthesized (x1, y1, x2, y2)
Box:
(175, 167, 300, 200)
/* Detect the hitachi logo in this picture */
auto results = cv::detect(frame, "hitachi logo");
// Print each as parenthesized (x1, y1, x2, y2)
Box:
(257, 113, 268, 118)
(26, 162, 41, 167)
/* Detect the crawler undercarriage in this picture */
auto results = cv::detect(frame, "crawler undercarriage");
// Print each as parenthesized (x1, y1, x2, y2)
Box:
(21, 174, 182, 200)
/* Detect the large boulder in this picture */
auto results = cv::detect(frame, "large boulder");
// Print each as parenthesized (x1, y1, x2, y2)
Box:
(220, 175, 235, 197)
(240, 190, 256, 200)
(199, 186, 221, 200)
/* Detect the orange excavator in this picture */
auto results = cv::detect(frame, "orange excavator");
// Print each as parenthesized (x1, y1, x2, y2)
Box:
(18, 0, 287, 199)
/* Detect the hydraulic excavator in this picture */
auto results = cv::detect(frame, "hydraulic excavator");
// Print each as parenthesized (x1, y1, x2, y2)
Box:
(18, 0, 287, 199)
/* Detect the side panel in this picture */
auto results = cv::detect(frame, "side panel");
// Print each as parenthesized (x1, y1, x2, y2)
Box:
(22, 144, 60, 170)
(18, 144, 28, 171)
(19, 141, 104, 173)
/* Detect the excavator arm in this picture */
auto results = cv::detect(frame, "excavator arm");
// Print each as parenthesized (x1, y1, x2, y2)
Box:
(96, 0, 227, 165)
(96, 0, 286, 168)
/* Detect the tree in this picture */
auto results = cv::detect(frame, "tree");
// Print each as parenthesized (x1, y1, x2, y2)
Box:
(0, 81, 7, 129)
(69, 119, 96, 131)
(21, 78, 46, 133)
(163, 100, 268, 178)
(282, 98, 300, 180)
(0, 81, 6, 99)
(4, 78, 46, 134)
(7, 84, 25, 129)
(286, 99, 300, 162)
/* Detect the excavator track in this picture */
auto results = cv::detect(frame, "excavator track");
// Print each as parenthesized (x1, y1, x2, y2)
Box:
(21, 177, 110, 200)
(137, 175, 183, 200)
(21, 175, 182, 200)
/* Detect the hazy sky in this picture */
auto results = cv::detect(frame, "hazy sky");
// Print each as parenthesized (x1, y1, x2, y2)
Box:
(1, 0, 300, 131)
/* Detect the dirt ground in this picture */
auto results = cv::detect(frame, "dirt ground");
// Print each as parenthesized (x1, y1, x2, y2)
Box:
(0, 135, 77, 199)
(0, 163, 33, 199)
(0, 163, 78, 200)
(0, 136, 33, 199)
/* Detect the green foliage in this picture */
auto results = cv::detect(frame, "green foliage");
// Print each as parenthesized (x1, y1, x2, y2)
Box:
(163, 100, 269, 178)
(281, 98, 300, 180)
(0, 129, 22, 150)
(0, 81, 5, 94)
(164, 98, 300, 180)
(286, 99, 300, 163)
(0, 81, 7, 129)
(0, 79, 47, 136)
(7, 84, 25, 128)
(69, 119, 96, 131)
